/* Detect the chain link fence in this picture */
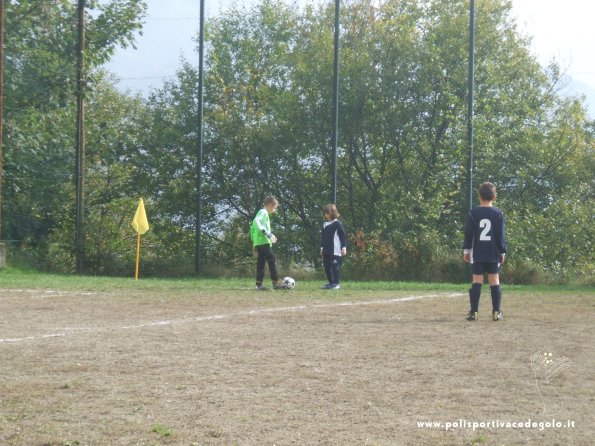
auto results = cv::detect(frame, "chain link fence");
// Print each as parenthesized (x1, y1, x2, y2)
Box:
(1, 0, 352, 276)
(3, 1, 592, 282)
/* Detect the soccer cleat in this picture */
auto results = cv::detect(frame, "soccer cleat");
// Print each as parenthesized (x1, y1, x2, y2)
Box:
(255, 284, 268, 291)
(272, 281, 285, 290)
(321, 283, 332, 289)
(492, 311, 503, 321)
(466, 311, 478, 321)
(329, 284, 341, 290)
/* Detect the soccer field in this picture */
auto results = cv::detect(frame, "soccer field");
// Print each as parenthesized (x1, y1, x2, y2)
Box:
(0, 280, 593, 445)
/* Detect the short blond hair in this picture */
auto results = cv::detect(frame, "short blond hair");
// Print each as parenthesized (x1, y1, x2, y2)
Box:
(263, 196, 278, 206)
(322, 203, 340, 219)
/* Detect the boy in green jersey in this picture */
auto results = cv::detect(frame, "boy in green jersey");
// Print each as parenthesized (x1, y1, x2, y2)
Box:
(250, 196, 283, 290)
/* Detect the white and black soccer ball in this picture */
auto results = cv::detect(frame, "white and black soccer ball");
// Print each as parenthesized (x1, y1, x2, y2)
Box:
(282, 276, 296, 289)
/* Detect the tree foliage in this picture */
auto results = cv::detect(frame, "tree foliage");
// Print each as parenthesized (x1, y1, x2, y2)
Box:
(2, 0, 147, 268)
(3, 0, 593, 283)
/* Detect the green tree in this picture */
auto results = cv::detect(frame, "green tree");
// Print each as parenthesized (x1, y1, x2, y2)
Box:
(2, 0, 147, 267)
(48, 75, 154, 274)
(136, 0, 593, 282)
(10, 0, 592, 283)
(139, 1, 333, 271)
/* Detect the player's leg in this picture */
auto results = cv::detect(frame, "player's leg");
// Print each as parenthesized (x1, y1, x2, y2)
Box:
(330, 256, 342, 289)
(322, 255, 333, 289)
(467, 264, 484, 320)
(261, 245, 280, 287)
(488, 272, 502, 320)
(470, 276, 482, 314)
(255, 245, 267, 289)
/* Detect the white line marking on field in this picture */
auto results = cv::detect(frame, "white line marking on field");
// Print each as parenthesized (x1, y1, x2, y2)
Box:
(0, 293, 463, 344)
(0, 289, 99, 298)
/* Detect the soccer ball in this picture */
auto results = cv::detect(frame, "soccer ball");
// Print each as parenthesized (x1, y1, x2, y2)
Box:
(282, 276, 296, 289)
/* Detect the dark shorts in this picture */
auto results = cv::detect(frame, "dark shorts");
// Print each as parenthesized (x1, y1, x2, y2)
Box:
(472, 262, 500, 275)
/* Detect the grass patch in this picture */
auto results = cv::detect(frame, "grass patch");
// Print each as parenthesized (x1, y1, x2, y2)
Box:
(471, 434, 487, 444)
(0, 265, 593, 297)
(151, 423, 173, 438)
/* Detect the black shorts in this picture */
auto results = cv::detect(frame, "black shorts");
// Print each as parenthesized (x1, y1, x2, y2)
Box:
(472, 262, 500, 275)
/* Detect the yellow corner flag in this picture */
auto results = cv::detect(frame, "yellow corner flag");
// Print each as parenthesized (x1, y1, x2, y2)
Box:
(132, 198, 149, 235)
(132, 198, 149, 281)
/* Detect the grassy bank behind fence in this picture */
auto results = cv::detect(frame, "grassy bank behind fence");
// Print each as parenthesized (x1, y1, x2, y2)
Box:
(1, 265, 592, 297)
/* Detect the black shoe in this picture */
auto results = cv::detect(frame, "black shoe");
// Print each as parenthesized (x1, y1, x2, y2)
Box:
(273, 281, 285, 290)
(492, 311, 503, 321)
(466, 311, 478, 321)
(255, 284, 268, 291)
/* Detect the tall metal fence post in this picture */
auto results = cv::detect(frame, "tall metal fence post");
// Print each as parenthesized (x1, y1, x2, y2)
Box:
(467, 0, 475, 212)
(331, 0, 340, 204)
(75, 0, 86, 274)
(0, 0, 5, 258)
(195, 0, 205, 275)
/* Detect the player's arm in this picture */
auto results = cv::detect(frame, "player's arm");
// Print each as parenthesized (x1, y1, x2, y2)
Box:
(255, 211, 276, 242)
(338, 222, 348, 256)
(496, 213, 507, 263)
(462, 213, 474, 262)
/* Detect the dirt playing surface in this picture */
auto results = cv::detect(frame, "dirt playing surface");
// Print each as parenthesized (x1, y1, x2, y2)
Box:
(0, 285, 593, 445)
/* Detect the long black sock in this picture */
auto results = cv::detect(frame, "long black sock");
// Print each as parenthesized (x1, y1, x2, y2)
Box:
(470, 283, 482, 313)
(490, 285, 502, 312)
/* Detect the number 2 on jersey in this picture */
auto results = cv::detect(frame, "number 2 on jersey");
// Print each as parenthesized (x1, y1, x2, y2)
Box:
(479, 219, 491, 241)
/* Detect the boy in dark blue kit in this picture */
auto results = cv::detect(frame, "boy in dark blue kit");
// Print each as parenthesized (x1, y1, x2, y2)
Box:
(463, 182, 507, 321)
(320, 204, 347, 289)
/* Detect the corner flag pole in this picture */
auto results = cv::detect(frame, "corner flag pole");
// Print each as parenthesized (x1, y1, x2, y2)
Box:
(131, 198, 149, 281)
(134, 232, 142, 281)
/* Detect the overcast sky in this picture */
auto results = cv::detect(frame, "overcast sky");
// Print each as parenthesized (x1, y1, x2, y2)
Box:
(106, 0, 595, 113)
(510, 0, 595, 86)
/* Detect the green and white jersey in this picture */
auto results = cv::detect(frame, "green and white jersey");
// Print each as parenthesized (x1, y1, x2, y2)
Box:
(250, 208, 272, 246)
